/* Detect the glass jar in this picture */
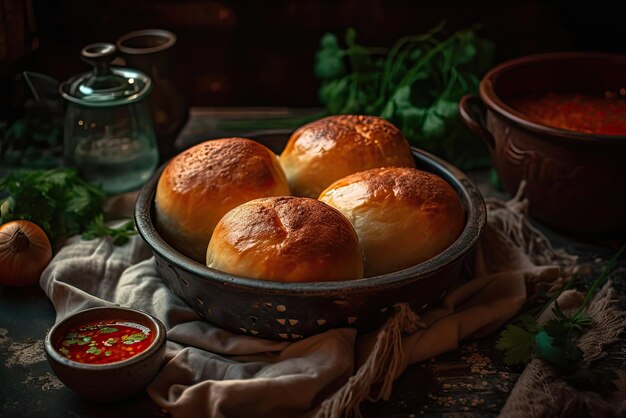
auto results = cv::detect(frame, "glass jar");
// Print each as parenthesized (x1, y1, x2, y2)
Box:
(59, 43, 158, 194)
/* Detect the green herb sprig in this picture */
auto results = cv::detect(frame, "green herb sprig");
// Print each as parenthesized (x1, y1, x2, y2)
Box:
(0, 167, 135, 247)
(81, 215, 136, 246)
(315, 22, 495, 169)
(496, 244, 625, 393)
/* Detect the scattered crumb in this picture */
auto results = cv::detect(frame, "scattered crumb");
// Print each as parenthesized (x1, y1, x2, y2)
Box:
(40, 373, 64, 391)
(4, 339, 46, 368)
(22, 373, 64, 391)
(463, 351, 493, 375)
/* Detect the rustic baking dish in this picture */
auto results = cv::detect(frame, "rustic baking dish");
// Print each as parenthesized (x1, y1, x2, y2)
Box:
(459, 52, 626, 234)
(135, 134, 486, 340)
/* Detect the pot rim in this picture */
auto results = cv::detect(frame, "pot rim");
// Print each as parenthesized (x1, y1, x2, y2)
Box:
(117, 28, 177, 55)
(134, 147, 486, 295)
(479, 51, 626, 144)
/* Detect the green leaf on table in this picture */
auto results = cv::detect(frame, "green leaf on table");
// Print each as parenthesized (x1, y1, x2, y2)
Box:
(81, 215, 136, 246)
(0, 167, 107, 246)
(534, 331, 583, 370)
(496, 324, 537, 365)
(495, 244, 624, 394)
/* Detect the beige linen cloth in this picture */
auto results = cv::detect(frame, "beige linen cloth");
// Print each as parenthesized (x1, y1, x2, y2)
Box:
(41, 189, 581, 418)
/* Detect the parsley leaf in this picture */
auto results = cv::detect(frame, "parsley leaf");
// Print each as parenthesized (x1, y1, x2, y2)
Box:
(122, 332, 147, 344)
(98, 327, 119, 334)
(496, 324, 536, 365)
(534, 330, 582, 370)
(81, 215, 136, 246)
(0, 167, 135, 247)
(496, 243, 625, 394)
(86, 346, 102, 355)
(315, 22, 495, 169)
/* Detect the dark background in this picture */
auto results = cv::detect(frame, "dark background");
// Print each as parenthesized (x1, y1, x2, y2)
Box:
(2, 0, 625, 110)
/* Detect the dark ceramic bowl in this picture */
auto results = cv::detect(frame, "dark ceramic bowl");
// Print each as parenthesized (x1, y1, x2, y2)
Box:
(460, 52, 626, 234)
(135, 134, 486, 340)
(44, 306, 166, 402)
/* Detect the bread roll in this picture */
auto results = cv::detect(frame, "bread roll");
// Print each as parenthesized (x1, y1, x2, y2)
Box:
(319, 167, 464, 277)
(280, 115, 415, 198)
(155, 138, 290, 262)
(206, 196, 364, 282)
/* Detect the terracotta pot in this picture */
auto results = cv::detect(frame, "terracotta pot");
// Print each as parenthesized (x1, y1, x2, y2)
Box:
(460, 52, 626, 235)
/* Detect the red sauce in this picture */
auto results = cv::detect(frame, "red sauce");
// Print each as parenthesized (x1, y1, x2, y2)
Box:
(510, 92, 626, 135)
(55, 320, 154, 364)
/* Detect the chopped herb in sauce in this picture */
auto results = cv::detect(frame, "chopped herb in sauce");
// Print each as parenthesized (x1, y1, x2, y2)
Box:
(56, 320, 154, 364)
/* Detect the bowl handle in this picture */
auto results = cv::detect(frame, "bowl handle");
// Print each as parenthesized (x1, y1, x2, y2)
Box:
(459, 94, 495, 152)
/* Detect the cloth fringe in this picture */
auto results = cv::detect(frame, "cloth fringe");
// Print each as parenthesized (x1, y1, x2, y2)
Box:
(317, 181, 584, 418)
(579, 283, 626, 363)
(499, 282, 626, 418)
(316, 304, 424, 418)
(485, 180, 578, 301)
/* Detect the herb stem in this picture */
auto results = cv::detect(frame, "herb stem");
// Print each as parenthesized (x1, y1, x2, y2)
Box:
(575, 242, 626, 316)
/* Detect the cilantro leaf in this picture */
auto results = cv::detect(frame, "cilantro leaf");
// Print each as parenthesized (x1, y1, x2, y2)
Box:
(534, 331, 583, 370)
(81, 215, 136, 246)
(86, 346, 102, 355)
(315, 22, 495, 169)
(98, 327, 118, 334)
(496, 243, 624, 395)
(0, 168, 106, 245)
(122, 332, 147, 344)
(496, 324, 537, 365)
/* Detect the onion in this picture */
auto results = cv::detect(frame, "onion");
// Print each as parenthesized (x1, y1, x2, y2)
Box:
(0, 220, 53, 287)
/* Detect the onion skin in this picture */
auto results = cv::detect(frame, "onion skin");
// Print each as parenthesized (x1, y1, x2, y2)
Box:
(0, 220, 53, 287)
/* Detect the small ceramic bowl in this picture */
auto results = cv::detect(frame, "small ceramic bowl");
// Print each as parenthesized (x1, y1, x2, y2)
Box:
(460, 52, 626, 234)
(44, 306, 166, 402)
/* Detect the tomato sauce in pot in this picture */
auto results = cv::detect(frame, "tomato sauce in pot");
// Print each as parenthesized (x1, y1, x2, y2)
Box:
(510, 92, 626, 135)
(55, 320, 155, 364)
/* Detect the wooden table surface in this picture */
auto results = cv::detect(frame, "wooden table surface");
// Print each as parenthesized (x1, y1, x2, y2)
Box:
(1, 108, 624, 418)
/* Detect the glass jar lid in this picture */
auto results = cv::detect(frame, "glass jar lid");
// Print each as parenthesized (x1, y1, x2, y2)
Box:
(59, 43, 152, 107)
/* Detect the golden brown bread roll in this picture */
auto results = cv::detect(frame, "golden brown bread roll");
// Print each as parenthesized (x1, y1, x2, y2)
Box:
(280, 115, 415, 198)
(206, 196, 364, 282)
(319, 167, 464, 277)
(155, 138, 291, 262)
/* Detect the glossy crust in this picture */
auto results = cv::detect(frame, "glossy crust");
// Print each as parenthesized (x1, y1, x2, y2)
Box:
(280, 115, 415, 198)
(206, 197, 364, 282)
(155, 138, 291, 262)
(319, 167, 465, 277)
